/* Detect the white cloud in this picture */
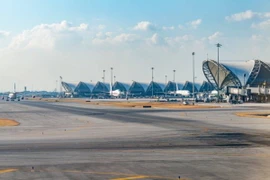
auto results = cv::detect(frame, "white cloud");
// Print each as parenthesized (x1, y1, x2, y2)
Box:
(188, 19, 202, 29)
(8, 20, 89, 50)
(105, 32, 113, 37)
(208, 32, 223, 42)
(95, 32, 104, 38)
(113, 33, 138, 43)
(147, 33, 166, 45)
(251, 34, 263, 41)
(263, 12, 270, 18)
(225, 10, 255, 21)
(98, 24, 106, 30)
(226, 10, 270, 22)
(178, 25, 184, 29)
(150, 33, 159, 44)
(0, 31, 10, 37)
(134, 21, 157, 31)
(162, 26, 175, 30)
(165, 35, 192, 46)
(251, 19, 270, 29)
(92, 33, 139, 45)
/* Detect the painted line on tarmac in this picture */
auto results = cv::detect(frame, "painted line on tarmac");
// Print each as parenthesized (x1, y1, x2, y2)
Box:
(61, 170, 186, 180)
(0, 168, 18, 174)
(111, 175, 149, 180)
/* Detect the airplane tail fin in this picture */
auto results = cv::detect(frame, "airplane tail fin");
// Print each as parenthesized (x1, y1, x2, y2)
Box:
(109, 82, 112, 95)
(14, 83, 16, 93)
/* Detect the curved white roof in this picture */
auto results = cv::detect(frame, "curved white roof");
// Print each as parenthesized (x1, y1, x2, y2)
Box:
(222, 60, 255, 85)
(116, 82, 131, 91)
(62, 82, 77, 92)
(194, 83, 201, 90)
(136, 82, 148, 91)
(156, 82, 166, 91)
(176, 82, 184, 90)
(82, 82, 95, 91)
(103, 82, 110, 91)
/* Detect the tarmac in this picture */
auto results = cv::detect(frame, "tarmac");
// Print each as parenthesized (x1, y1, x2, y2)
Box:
(0, 100, 270, 179)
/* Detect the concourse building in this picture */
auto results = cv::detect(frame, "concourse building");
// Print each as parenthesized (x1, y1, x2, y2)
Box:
(61, 82, 77, 96)
(164, 81, 184, 93)
(92, 81, 110, 96)
(145, 82, 166, 96)
(199, 81, 214, 92)
(113, 81, 131, 93)
(202, 59, 270, 89)
(74, 82, 95, 97)
(128, 81, 148, 97)
(202, 59, 270, 102)
(182, 81, 198, 92)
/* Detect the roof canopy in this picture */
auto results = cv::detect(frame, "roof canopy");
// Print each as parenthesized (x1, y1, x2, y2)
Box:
(74, 82, 95, 96)
(182, 81, 198, 92)
(61, 82, 77, 93)
(92, 81, 110, 94)
(145, 81, 166, 95)
(199, 81, 214, 92)
(203, 59, 270, 89)
(164, 81, 184, 92)
(113, 81, 131, 92)
(129, 81, 148, 96)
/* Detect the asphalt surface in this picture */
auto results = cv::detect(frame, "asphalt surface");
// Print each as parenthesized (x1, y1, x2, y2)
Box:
(0, 100, 270, 180)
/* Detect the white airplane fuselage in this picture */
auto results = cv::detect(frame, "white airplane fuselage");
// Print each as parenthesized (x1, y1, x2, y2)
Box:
(110, 89, 123, 97)
(168, 90, 190, 97)
(8, 93, 17, 100)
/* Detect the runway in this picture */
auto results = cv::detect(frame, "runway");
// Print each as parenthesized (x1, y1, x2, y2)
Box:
(0, 100, 270, 179)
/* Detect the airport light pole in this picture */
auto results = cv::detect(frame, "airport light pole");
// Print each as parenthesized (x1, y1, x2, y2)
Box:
(192, 52, 195, 104)
(55, 80, 58, 92)
(103, 70, 105, 83)
(173, 70, 176, 83)
(173, 70, 176, 96)
(216, 43, 222, 102)
(243, 74, 246, 88)
(59, 76, 63, 98)
(151, 67, 154, 98)
(110, 67, 113, 88)
(165, 75, 167, 84)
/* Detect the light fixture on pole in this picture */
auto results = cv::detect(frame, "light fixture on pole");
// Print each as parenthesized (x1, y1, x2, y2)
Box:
(216, 43, 222, 102)
(173, 70, 176, 96)
(165, 75, 167, 84)
(110, 67, 113, 88)
(103, 70, 105, 83)
(243, 73, 246, 88)
(55, 80, 58, 92)
(192, 52, 195, 104)
(151, 67, 154, 97)
(59, 76, 63, 98)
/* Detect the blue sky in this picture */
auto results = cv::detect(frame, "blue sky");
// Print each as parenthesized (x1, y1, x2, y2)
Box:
(0, 0, 270, 91)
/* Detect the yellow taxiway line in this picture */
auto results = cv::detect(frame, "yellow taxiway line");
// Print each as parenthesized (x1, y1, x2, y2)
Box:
(0, 168, 18, 174)
(61, 170, 188, 180)
(111, 175, 149, 180)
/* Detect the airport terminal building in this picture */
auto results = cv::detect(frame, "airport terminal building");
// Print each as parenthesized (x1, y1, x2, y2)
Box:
(60, 59, 270, 102)
(202, 59, 270, 102)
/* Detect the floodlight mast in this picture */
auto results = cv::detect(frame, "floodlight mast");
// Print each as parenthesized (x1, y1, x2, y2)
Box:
(173, 70, 176, 97)
(151, 67, 154, 97)
(192, 52, 195, 104)
(216, 43, 222, 102)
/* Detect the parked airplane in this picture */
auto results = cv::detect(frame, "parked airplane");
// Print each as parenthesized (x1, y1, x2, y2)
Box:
(8, 92, 17, 101)
(168, 83, 190, 97)
(109, 83, 124, 97)
(7, 83, 20, 101)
